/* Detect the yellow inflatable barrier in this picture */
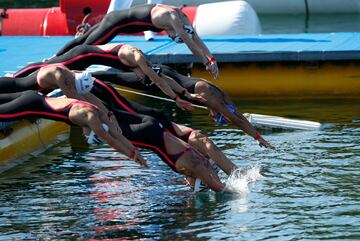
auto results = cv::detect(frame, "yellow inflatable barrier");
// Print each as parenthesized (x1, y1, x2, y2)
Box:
(0, 119, 70, 164)
(193, 62, 360, 98)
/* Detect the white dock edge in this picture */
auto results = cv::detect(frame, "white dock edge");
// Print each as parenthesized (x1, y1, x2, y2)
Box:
(245, 113, 321, 130)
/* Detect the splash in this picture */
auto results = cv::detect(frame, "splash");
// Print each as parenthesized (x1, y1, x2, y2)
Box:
(223, 164, 264, 195)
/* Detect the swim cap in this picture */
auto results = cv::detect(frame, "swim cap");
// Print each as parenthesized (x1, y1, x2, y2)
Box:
(212, 104, 237, 125)
(86, 123, 109, 145)
(75, 71, 94, 95)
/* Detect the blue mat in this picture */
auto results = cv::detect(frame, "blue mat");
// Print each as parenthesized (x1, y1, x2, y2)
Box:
(1, 32, 360, 75)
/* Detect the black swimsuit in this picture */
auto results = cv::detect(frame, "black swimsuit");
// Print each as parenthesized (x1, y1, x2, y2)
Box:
(93, 65, 199, 94)
(13, 44, 130, 78)
(0, 85, 191, 172)
(0, 90, 75, 125)
(111, 109, 190, 172)
(91, 79, 192, 142)
(0, 71, 40, 93)
(92, 64, 208, 106)
(56, 4, 163, 56)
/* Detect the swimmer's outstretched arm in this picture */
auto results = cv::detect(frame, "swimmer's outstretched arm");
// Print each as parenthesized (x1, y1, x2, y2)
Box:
(161, 74, 205, 103)
(192, 33, 219, 80)
(41, 65, 123, 138)
(132, 50, 195, 111)
(211, 100, 274, 149)
(87, 109, 148, 167)
(170, 11, 219, 79)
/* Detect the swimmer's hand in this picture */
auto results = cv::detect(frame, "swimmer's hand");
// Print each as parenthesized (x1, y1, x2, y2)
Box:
(132, 148, 149, 168)
(175, 97, 194, 111)
(184, 91, 206, 103)
(135, 155, 149, 168)
(205, 58, 219, 80)
(257, 136, 275, 150)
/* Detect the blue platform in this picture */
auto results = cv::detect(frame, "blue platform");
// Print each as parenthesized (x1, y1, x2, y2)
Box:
(1, 32, 360, 75)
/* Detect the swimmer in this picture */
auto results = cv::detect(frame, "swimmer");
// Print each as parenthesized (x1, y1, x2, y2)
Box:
(13, 44, 204, 111)
(55, 4, 219, 79)
(92, 66, 274, 149)
(88, 101, 236, 193)
(0, 64, 135, 146)
(0, 66, 235, 191)
(0, 64, 94, 97)
(91, 79, 238, 176)
(0, 90, 147, 167)
(2, 66, 236, 191)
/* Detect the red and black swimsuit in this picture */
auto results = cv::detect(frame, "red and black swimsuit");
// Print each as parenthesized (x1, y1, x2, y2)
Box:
(110, 106, 191, 172)
(0, 90, 80, 125)
(13, 44, 130, 78)
(0, 72, 40, 93)
(91, 79, 193, 142)
(91, 80, 194, 172)
(56, 4, 163, 56)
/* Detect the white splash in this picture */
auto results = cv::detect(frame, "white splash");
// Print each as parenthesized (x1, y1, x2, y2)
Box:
(223, 164, 264, 195)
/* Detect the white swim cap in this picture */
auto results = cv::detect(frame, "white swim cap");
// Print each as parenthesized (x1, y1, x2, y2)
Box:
(75, 71, 94, 95)
(86, 123, 109, 145)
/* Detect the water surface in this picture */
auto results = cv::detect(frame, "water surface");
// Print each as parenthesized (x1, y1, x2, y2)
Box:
(0, 97, 359, 240)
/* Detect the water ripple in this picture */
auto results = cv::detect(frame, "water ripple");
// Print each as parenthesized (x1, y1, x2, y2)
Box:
(1, 101, 359, 240)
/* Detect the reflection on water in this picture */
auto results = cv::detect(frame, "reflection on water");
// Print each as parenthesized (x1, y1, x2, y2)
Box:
(0, 98, 359, 240)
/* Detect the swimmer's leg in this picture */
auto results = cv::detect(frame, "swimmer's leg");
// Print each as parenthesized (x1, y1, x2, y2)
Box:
(0, 73, 38, 93)
(55, 23, 100, 56)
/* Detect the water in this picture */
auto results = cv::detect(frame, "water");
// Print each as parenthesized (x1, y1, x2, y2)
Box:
(0, 97, 359, 240)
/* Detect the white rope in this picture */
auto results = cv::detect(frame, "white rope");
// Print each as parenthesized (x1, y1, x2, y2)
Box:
(113, 87, 321, 130)
(114, 87, 208, 110)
